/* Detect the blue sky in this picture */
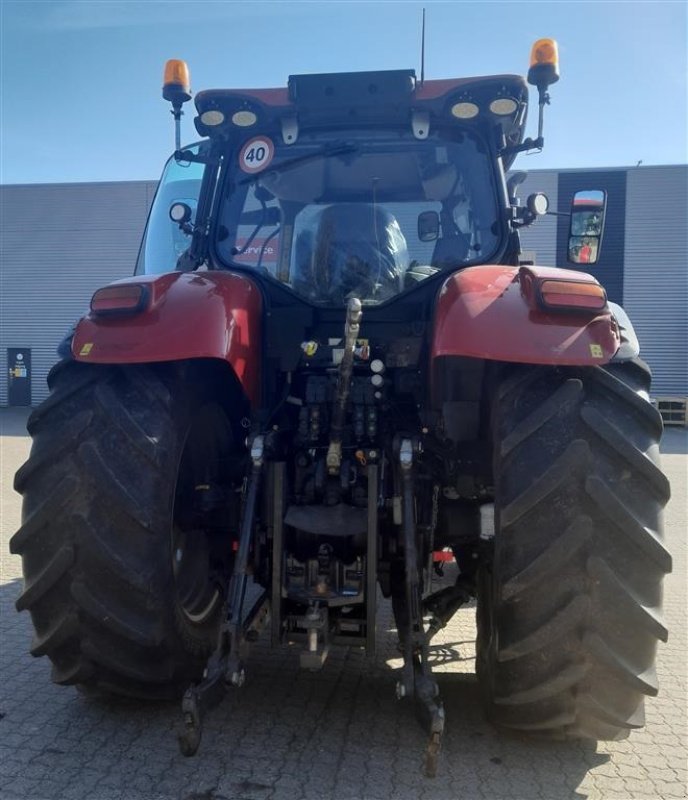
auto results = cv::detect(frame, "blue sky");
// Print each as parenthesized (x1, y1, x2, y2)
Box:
(1, 0, 686, 184)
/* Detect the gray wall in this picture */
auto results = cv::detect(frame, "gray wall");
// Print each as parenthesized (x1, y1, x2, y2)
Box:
(623, 165, 688, 396)
(511, 169, 559, 265)
(0, 181, 157, 405)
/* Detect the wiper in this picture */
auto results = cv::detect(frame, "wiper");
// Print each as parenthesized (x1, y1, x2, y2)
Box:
(238, 143, 360, 185)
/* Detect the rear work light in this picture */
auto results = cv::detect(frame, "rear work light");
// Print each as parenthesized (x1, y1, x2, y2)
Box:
(91, 284, 149, 316)
(519, 269, 607, 313)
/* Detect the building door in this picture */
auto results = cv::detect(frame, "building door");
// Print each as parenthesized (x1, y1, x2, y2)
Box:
(7, 348, 31, 406)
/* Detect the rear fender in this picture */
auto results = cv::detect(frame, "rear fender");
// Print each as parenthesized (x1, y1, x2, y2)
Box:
(72, 271, 262, 406)
(431, 265, 620, 367)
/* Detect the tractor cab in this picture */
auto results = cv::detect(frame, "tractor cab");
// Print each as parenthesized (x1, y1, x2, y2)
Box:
(139, 46, 560, 308)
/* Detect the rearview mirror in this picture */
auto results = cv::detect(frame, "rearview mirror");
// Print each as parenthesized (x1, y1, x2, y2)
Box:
(418, 211, 440, 242)
(568, 190, 606, 265)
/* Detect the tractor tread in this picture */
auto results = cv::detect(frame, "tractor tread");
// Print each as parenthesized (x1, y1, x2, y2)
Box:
(77, 516, 156, 595)
(77, 441, 154, 530)
(586, 556, 668, 642)
(500, 711, 576, 731)
(501, 379, 583, 459)
(497, 367, 547, 403)
(27, 366, 99, 434)
(494, 662, 589, 706)
(120, 365, 173, 413)
(593, 367, 663, 435)
(94, 382, 161, 466)
(566, 719, 631, 742)
(14, 411, 93, 493)
(51, 657, 95, 686)
(581, 404, 670, 500)
(9, 475, 78, 555)
(30, 612, 80, 657)
(13, 362, 229, 699)
(500, 439, 591, 528)
(579, 692, 645, 730)
(71, 580, 164, 647)
(15, 545, 75, 611)
(585, 475, 672, 573)
(584, 632, 659, 696)
(81, 638, 175, 684)
(478, 360, 670, 741)
(502, 516, 592, 600)
(497, 595, 591, 662)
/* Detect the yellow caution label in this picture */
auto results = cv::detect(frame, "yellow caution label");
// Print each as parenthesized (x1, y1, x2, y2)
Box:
(589, 343, 603, 358)
(301, 340, 318, 357)
(79, 342, 93, 356)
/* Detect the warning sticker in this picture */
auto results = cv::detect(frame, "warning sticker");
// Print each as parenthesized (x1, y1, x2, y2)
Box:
(238, 137, 275, 174)
(589, 343, 603, 358)
(80, 343, 93, 356)
(301, 341, 319, 357)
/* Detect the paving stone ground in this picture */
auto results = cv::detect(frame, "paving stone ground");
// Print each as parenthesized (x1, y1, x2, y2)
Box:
(1, 407, 686, 800)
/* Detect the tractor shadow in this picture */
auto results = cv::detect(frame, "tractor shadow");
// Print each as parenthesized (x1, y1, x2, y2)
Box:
(438, 674, 609, 800)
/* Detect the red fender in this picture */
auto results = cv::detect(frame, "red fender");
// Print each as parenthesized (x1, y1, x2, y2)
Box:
(431, 265, 620, 365)
(72, 271, 262, 406)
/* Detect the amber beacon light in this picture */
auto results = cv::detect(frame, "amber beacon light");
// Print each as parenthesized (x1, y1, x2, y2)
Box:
(163, 59, 192, 154)
(528, 38, 560, 88)
(163, 59, 191, 104)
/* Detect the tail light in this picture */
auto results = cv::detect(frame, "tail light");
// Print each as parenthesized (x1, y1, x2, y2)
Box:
(91, 284, 149, 316)
(519, 268, 607, 314)
(540, 279, 607, 311)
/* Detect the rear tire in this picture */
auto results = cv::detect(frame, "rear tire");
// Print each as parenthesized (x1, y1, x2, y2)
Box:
(477, 360, 671, 739)
(11, 362, 240, 699)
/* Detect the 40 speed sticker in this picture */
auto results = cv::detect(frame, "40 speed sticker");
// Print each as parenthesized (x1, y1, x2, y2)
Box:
(238, 137, 274, 173)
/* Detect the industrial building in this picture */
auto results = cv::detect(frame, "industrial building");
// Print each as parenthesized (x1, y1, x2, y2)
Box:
(1, 165, 686, 420)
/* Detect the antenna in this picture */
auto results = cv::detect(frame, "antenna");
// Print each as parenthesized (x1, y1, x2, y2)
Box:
(420, 7, 426, 86)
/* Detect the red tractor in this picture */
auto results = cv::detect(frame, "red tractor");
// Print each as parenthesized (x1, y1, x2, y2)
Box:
(11, 40, 671, 775)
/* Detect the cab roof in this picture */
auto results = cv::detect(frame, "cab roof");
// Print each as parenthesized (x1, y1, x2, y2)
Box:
(194, 70, 529, 168)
